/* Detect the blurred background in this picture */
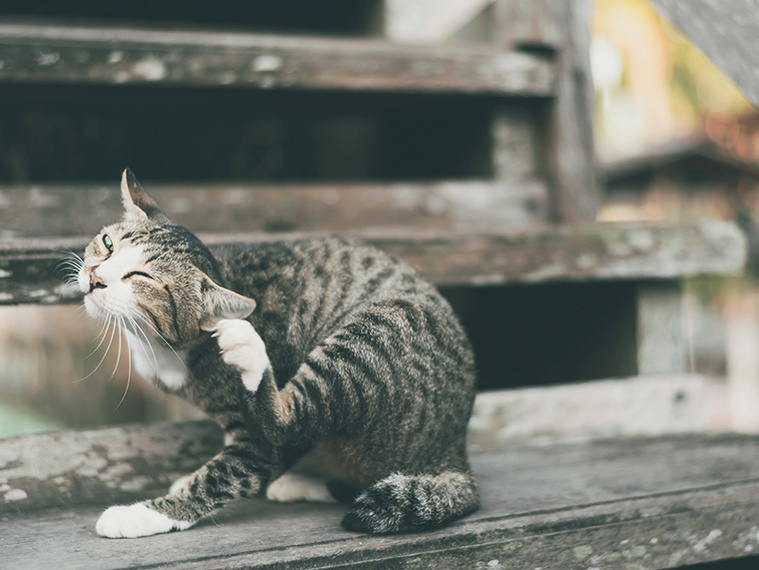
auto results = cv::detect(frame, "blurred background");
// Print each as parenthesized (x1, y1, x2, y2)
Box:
(1, 0, 758, 437)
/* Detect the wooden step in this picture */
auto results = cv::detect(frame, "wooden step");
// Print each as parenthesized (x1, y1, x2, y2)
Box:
(0, 181, 550, 238)
(0, 219, 745, 304)
(0, 21, 555, 94)
(2, 420, 758, 568)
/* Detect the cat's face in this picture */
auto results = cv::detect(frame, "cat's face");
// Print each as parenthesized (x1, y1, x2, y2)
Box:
(79, 169, 256, 347)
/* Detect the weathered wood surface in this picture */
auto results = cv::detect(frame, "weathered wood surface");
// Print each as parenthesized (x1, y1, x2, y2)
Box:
(0, 421, 222, 513)
(650, 0, 759, 110)
(636, 282, 687, 375)
(496, 0, 598, 225)
(0, 374, 712, 513)
(0, 219, 746, 304)
(494, 0, 563, 50)
(469, 374, 711, 446)
(0, 21, 556, 95)
(0, 181, 550, 238)
(2, 428, 759, 568)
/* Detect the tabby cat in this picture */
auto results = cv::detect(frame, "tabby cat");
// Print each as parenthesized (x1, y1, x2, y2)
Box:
(78, 169, 479, 538)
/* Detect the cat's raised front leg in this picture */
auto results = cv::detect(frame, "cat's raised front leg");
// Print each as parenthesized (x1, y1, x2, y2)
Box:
(213, 318, 271, 393)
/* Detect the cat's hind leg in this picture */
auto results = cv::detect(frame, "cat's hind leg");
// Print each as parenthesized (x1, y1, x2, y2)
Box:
(266, 473, 337, 503)
(341, 470, 479, 534)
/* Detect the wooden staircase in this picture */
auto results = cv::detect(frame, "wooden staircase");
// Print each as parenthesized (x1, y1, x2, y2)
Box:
(0, 1, 754, 567)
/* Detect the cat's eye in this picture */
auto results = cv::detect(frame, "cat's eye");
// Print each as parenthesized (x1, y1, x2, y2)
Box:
(102, 234, 114, 253)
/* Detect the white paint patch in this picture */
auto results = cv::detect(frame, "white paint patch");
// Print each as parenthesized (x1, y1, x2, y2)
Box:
(133, 58, 167, 81)
(693, 528, 723, 553)
(96, 503, 192, 538)
(252, 55, 283, 72)
(28, 289, 50, 298)
(4, 488, 28, 502)
(266, 473, 336, 503)
(35, 51, 60, 66)
(213, 319, 270, 393)
(108, 50, 124, 64)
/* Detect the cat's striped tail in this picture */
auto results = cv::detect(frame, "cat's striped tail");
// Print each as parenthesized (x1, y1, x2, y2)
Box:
(341, 470, 479, 534)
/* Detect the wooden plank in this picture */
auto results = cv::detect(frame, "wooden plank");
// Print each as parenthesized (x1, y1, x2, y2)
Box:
(2, 428, 759, 568)
(469, 374, 709, 446)
(650, 0, 759, 110)
(0, 420, 223, 513)
(0, 21, 556, 95)
(0, 181, 550, 238)
(0, 374, 712, 513)
(0, 220, 746, 305)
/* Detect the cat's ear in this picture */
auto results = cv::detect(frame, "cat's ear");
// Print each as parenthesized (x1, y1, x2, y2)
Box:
(121, 168, 170, 223)
(198, 274, 257, 331)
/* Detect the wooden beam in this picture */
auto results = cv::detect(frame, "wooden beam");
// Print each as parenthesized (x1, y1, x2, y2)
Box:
(0, 181, 550, 239)
(2, 423, 759, 567)
(495, 0, 598, 224)
(636, 282, 687, 375)
(0, 220, 746, 305)
(0, 21, 556, 95)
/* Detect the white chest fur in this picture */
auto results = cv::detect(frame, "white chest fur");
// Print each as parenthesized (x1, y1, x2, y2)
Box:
(125, 329, 189, 390)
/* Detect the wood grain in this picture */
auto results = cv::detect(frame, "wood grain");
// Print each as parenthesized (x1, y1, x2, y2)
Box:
(0, 181, 550, 238)
(0, 21, 556, 94)
(2, 423, 758, 568)
(0, 219, 746, 304)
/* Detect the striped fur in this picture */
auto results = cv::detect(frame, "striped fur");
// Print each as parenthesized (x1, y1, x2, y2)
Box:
(82, 170, 478, 538)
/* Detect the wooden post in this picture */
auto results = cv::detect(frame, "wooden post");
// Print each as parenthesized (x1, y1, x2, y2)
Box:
(494, 0, 598, 225)
(636, 282, 688, 375)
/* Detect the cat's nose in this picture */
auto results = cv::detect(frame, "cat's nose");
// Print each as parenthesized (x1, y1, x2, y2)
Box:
(89, 271, 107, 292)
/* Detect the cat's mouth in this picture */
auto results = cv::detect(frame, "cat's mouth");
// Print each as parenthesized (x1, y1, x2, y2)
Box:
(83, 290, 108, 320)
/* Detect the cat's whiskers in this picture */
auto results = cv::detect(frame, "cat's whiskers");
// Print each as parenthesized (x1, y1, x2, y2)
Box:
(124, 313, 161, 380)
(111, 316, 124, 381)
(86, 317, 112, 359)
(56, 250, 85, 287)
(133, 312, 187, 370)
(77, 315, 117, 383)
(114, 315, 133, 412)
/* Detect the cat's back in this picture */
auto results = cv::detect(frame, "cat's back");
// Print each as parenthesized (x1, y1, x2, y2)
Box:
(216, 235, 439, 314)
(214, 236, 472, 385)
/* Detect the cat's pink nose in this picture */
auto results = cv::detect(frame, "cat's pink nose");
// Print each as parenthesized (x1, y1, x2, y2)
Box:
(89, 271, 107, 292)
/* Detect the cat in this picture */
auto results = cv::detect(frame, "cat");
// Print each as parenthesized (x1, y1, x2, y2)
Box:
(77, 168, 479, 538)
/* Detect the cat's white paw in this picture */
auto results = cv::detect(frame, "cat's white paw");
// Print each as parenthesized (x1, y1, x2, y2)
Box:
(266, 473, 336, 503)
(95, 503, 192, 538)
(213, 319, 270, 393)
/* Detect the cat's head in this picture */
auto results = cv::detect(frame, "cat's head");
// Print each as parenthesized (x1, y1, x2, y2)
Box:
(78, 169, 256, 347)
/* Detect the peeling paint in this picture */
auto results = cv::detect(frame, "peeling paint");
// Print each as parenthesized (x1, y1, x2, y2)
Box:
(693, 528, 723, 553)
(573, 545, 592, 560)
(252, 55, 283, 72)
(107, 50, 124, 64)
(35, 51, 60, 66)
(4, 488, 28, 502)
(133, 57, 167, 81)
